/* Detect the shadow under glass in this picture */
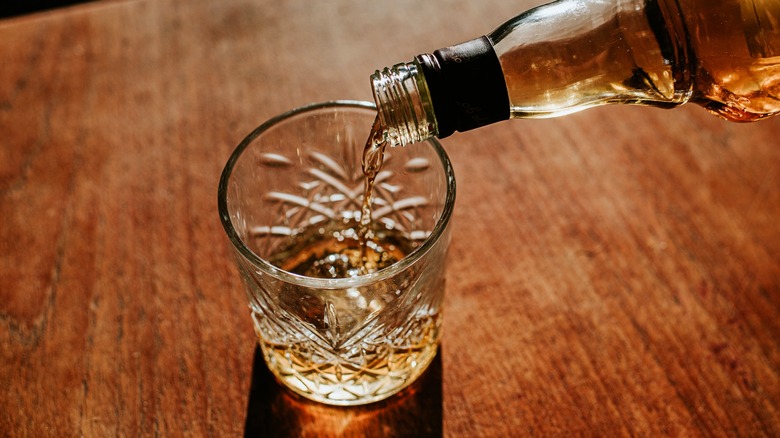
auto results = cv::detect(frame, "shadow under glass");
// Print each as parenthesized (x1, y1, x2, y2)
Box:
(243, 345, 443, 438)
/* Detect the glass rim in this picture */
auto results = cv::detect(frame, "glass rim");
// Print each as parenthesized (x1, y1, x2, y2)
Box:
(217, 100, 456, 289)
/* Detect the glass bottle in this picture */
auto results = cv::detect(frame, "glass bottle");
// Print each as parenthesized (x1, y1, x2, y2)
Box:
(371, 0, 780, 147)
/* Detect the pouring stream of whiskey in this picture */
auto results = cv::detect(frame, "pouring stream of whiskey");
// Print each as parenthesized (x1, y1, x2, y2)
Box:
(359, 116, 388, 273)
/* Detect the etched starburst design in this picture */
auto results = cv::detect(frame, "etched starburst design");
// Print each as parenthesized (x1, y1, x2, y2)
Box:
(248, 149, 433, 250)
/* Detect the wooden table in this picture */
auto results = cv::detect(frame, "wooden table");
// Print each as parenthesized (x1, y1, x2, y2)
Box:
(2, 0, 778, 436)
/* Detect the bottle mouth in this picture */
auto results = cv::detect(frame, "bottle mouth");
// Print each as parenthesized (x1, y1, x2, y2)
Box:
(371, 62, 437, 147)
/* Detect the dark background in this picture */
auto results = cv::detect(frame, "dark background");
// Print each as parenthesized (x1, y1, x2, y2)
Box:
(0, 1, 94, 18)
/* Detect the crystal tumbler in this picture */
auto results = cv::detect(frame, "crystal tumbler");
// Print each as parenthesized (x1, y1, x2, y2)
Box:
(218, 101, 455, 405)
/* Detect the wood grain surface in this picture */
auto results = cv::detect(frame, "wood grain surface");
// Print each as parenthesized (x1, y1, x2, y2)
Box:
(1, 0, 778, 436)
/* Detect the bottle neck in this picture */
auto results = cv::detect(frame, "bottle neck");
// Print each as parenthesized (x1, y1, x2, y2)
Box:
(371, 36, 510, 146)
(370, 61, 437, 147)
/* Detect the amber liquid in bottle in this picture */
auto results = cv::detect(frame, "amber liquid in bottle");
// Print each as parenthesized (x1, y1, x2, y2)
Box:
(493, 0, 780, 122)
